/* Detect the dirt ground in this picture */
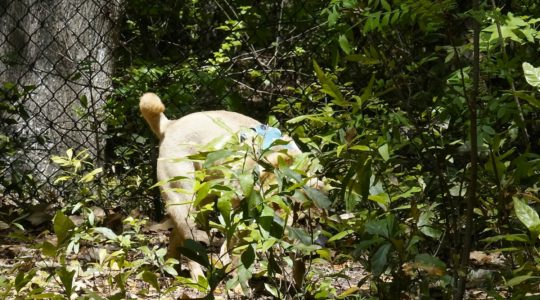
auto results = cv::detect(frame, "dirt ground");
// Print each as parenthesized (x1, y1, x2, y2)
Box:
(0, 217, 507, 299)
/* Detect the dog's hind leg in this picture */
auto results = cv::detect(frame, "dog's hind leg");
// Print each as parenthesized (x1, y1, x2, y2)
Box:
(159, 158, 207, 280)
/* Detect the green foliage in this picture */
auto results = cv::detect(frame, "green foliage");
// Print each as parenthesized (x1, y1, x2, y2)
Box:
(271, 0, 540, 298)
(167, 128, 336, 297)
(51, 146, 146, 215)
(4, 0, 540, 298)
(0, 152, 181, 298)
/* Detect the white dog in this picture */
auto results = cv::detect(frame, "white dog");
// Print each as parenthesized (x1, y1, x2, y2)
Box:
(139, 92, 303, 281)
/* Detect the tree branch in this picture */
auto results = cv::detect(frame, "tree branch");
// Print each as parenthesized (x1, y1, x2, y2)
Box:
(454, 2, 480, 299)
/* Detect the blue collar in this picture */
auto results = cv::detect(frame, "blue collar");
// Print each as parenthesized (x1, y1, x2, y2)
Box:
(252, 124, 283, 149)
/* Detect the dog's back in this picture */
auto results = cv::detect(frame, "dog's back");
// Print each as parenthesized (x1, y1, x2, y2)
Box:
(140, 93, 261, 144)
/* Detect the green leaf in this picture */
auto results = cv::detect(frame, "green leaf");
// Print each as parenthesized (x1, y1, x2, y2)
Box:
(203, 150, 234, 168)
(328, 229, 354, 242)
(246, 192, 262, 219)
(513, 197, 540, 235)
(94, 227, 118, 240)
(338, 286, 360, 298)
(288, 227, 312, 245)
(281, 167, 302, 183)
(53, 175, 71, 184)
(241, 244, 255, 268)
(114, 272, 129, 294)
(523, 62, 540, 89)
(371, 243, 391, 276)
(57, 267, 75, 297)
(237, 265, 253, 287)
(345, 54, 379, 65)
(368, 193, 391, 208)
(53, 211, 75, 245)
(353, 156, 372, 203)
(338, 35, 352, 55)
(79, 95, 88, 108)
(194, 181, 211, 206)
(365, 216, 394, 239)
(79, 167, 102, 183)
(217, 193, 233, 226)
(179, 239, 209, 268)
(414, 253, 446, 275)
(287, 113, 336, 124)
(66, 148, 73, 160)
(260, 206, 284, 239)
(239, 173, 254, 197)
(349, 145, 370, 151)
(141, 271, 160, 292)
(264, 283, 280, 298)
(304, 186, 331, 209)
(378, 144, 390, 161)
(514, 91, 540, 109)
(359, 74, 376, 106)
(481, 234, 529, 243)
(392, 186, 422, 201)
(313, 60, 349, 107)
(15, 269, 36, 292)
(381, 0, 391, 11)
(327, 6, 339, 27)
(267, 252, 282, 275)
(40, 241, 57, 257)
(506, 274, 540, 287)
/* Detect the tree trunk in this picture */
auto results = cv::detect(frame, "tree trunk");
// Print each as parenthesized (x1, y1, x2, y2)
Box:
(0, 0, 121, 198)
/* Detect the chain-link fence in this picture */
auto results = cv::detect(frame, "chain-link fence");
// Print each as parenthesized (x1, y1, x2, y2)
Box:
(1, 0, 123, 204)
(1, 0, 328, 215)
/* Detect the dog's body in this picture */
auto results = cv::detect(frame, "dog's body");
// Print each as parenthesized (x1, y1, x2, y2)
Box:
(140, 92, 301, 280)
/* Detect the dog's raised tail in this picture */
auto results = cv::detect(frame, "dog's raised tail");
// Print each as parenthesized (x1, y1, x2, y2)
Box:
(140, 92, 169, 138)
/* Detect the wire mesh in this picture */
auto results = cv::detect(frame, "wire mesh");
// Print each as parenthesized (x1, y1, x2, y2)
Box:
(0, 0, 328, 216)
(1, 0, 122, 205)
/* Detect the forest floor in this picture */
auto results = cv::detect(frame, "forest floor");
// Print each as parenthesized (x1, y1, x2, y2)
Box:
(0, 215, 507, 299)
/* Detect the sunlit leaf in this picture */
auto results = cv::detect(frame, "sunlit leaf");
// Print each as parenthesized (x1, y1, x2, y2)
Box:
(378, 144, 390, 161)
(523, 62, 540, 89)
(239, 173, 254, 197)
(94, 227, 118, 240)
(513, 197, 540, 235)
(338, 286, 360, 298)
(79, 167, 103, 183)
(194, 181, 210, 206)
(328, 229, 354, 242)
(265, 283, 280, 298)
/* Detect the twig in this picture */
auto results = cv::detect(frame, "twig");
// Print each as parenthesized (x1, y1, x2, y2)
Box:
(216, 0, 270, 70)
(229, 78, 276, 95)
(269, 0, 286, 67)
